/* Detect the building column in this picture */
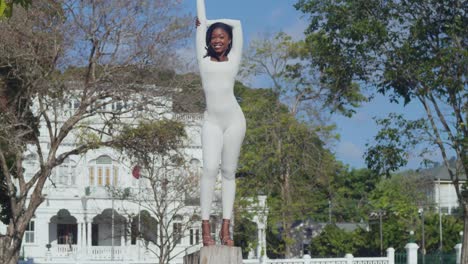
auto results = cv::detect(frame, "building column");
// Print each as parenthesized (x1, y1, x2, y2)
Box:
(120, 224, 126, 260)
(87, 222, 92, 255)
(77, 222, 82, 255)
(45, 222, 52, 261)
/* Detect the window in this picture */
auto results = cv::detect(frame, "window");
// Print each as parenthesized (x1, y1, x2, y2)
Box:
(52, 158, 77, 186)
(113, 166, 119, 185)
(98, 167, 103, 186)
(173, 215, 183, 244)
(96, 156, 112, 164)
(189, 228, 200, 245)
(89, 155, 120, 187)
(105, 167, 111, 186)
(89, 167, 95, 185)
(25, 220, 35, 243)
(441, 207, 449, 214)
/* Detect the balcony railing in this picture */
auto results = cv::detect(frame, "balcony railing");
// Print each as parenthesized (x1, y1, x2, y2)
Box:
(54, 245, 78, 257)
(90, 246, 124, 260)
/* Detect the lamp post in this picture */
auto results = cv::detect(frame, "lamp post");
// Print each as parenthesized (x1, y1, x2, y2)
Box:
(379, 210, 383, 256)
(419, 207, 425, 264)
(409, 230, 415, 243)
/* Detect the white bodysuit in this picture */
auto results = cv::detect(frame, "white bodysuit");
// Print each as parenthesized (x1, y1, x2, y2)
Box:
(196, 0, 246, 220)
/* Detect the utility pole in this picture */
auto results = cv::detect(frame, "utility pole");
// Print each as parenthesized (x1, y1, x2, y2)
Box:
(111, 195, 115, 261)
(438, 178, 443, 262)
(379, 210, 383, 256)
(419, 207, 425, 264)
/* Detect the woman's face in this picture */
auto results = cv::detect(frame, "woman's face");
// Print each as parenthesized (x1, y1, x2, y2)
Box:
(210, 27, 231, 56)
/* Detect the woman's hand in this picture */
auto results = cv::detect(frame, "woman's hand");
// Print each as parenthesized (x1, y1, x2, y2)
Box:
(195, 17, 201, 28)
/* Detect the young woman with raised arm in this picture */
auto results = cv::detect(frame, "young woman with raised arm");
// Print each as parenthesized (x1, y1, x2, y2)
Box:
(196, 0, 245, 247)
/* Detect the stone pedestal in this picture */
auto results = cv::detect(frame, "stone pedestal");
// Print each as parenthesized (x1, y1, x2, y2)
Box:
(184, 246, 243, 264)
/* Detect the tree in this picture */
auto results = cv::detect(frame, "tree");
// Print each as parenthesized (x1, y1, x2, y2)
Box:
(422, 213, 463, 253)
(111, 120, 198, 264)
(308, 224, 366, 257)
(234, 83, 333, 257)
(0, 0, 31, 18)
(367, 172, 430, 253)
(295, 0, 467, 261)
(241, 32, 365, 120)
(0, 1, 191, 263)
(329, 167, 380, 223)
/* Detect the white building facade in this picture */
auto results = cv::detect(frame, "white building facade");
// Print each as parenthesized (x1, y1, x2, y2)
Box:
(0, 91, 268, 264)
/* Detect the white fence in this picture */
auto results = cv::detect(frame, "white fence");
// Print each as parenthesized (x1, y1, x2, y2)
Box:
(243, 248, 395, 264)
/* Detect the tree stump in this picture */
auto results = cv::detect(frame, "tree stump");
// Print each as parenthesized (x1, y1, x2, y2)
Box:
(184, 246, 243, 264)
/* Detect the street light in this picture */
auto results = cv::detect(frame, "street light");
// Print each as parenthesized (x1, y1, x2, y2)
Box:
(376, 210, 384, 256)
(419, 207, 425, 264)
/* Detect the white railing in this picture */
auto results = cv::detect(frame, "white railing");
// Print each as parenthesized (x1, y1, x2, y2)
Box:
(54, 245, 78, 257)
(90, 246, 124, 260)
(353, 257, 390, 264)
(242, 249, 394, 264)
(244, 259, 385, 264)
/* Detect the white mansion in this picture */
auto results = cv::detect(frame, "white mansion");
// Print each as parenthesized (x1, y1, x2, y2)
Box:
(0, 88, 268, 264)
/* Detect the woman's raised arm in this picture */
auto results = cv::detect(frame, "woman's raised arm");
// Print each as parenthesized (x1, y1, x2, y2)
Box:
(196, 0, 243, 65)
(196, 0, 208, 62)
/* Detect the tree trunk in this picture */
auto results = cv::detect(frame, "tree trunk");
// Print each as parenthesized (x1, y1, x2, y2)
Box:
(0, 236, 21, 264)
(461, 204, 468, 264)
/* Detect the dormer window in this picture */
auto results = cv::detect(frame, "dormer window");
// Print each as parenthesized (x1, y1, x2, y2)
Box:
(88, 155, 119, 187)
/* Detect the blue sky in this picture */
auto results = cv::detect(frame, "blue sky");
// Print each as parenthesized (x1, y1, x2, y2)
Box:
(183, 0, 435, 169)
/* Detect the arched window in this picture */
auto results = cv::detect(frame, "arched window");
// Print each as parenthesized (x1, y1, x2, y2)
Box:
(88, 155, 120, 187)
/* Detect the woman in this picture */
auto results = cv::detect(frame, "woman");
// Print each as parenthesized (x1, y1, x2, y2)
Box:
(196, 0, 245, 247)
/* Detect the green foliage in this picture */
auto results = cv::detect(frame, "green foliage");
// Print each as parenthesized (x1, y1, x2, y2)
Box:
(330, 167, 380, 222)
(365, 114, 428, 177)
(366, 172, 431, 252)
(114, 120, 186, 167)
(296, 2, 467, 256)
(369, 172, 428, 221)
(309, 224, 365, 257)
(233, 217, 258, 258)
(234, 82, 336, 256)
(422, 213, 463, 253)
(0, 0, 31, 18)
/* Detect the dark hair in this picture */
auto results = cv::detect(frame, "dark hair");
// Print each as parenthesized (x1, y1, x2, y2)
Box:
(205, 22, 233, 61)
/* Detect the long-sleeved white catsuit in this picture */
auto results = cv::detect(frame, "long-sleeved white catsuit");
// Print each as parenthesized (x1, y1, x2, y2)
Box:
(196, 0, 246, 220)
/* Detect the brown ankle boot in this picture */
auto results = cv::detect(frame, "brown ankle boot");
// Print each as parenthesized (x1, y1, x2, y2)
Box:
(219, 219, 234, 246)
(202, 220, 215, 246)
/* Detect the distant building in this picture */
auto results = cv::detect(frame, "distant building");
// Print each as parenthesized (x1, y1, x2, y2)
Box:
(420, 162, 466, 215)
